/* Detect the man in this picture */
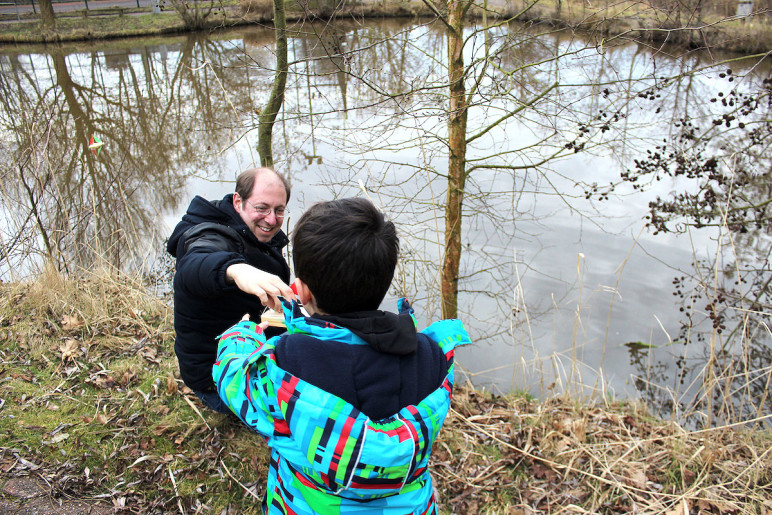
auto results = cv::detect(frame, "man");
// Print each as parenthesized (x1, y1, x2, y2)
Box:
(167, 167, 294, 413)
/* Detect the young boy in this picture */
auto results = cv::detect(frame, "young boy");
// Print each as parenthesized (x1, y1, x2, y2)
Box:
(213, 197, 471, 514)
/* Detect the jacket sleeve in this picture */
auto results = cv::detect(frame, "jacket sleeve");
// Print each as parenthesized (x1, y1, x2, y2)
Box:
(174, 227, 247, 298)
(213, 321, 279, 437)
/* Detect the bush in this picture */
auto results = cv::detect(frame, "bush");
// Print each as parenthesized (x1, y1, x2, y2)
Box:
(240, 0, 273, 18)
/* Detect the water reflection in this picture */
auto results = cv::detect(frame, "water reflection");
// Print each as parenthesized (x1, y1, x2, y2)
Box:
(0, 21, 769, 426)
(0, 34, 268, 276)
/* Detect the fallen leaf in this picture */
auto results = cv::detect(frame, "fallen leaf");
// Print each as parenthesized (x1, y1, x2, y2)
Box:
(89, 374, 116, 389)
(63, 365, 80, 377)
(531, 462, 558, 481)
(665, 499, 691, 515)
(46, 432, 69, 444)
(61, 315, 82, 331)
(128, 455, 157, 468)
(120, 369, 137, 386)
(139, 346, 160, 364)
(166, 375, 178, 395)
(59, 339, 80, 361)
(153, 423, 173, 436)
(624, 463, 647, 489)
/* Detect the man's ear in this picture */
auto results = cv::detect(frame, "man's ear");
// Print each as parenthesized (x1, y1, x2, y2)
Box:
(232, 193, 242, 213)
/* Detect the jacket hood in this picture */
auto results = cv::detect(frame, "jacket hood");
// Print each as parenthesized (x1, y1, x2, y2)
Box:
(316, 310, 418, 355)
(167, 195, 234, 256)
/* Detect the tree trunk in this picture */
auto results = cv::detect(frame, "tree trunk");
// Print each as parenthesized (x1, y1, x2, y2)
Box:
(442, 0, 469, 319)
(38, 0, 55, 28)
(257, 0, 288, 167)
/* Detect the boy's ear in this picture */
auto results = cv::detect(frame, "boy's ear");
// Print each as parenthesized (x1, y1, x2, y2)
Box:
(293, 279, 314, 305)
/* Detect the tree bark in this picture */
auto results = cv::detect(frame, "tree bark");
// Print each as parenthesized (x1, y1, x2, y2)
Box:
(38, 0, 55, 29)
(257, 0, 288, 167)
(442, 0, 469, 319)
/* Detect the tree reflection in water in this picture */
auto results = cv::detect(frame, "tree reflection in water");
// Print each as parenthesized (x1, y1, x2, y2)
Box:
(0, 33, 276, 277)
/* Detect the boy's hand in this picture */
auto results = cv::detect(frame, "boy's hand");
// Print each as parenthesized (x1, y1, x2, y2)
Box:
(240, 314, 270, 333)
(226, 263, 295, 310)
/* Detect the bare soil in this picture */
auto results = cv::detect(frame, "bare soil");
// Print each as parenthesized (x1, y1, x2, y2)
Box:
(1, 476, 112, 514)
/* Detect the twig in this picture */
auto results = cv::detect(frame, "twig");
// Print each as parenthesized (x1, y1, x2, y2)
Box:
(221, 460, 261, 501)
(182, 394, 211, 430)
(167, 466, 185, 514)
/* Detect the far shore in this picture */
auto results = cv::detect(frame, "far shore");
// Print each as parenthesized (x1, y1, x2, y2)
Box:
(0, 0, 771, 56)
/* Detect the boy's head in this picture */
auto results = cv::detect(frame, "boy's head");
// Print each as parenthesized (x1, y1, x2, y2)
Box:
(292, 197, 399, 314)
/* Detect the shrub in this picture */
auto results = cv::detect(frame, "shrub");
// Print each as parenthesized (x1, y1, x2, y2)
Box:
(240, 0, 273, 18)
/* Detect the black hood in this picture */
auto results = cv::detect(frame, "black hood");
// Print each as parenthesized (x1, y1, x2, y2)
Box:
(316, 310, 418, 355)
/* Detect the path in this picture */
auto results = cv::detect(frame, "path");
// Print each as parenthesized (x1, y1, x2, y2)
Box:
(0, 0, 154, 18)
(1, 476, 112, 515)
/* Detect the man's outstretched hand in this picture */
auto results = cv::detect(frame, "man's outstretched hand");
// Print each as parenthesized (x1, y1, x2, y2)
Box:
(226, 263, 295, 310)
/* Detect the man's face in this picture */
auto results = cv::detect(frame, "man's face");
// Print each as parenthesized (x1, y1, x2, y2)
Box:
(233, 172, 287, 243)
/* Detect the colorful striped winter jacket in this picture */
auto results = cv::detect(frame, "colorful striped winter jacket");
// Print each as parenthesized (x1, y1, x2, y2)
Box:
(213, 298, 472, 514)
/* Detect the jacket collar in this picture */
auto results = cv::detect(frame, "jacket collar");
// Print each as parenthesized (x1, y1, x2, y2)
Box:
(279, 299, 418, 355)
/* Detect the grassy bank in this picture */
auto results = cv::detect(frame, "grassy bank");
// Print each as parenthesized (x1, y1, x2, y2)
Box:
(0, 269, 770, 513)
(0, 0, 434, 44)
(0, 0, 770, 54)
(0, 5, 240, 43)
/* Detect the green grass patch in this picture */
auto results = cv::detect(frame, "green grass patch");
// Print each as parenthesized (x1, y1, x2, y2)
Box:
(0, 13, 186, 43)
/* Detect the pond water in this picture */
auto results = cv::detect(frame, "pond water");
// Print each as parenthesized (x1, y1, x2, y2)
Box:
(1, 18, 769, 426)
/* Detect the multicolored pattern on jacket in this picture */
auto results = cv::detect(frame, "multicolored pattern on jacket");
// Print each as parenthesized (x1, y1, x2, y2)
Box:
(213, 298, 472, 514)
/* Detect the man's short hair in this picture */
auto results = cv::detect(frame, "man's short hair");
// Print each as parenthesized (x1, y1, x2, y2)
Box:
(292, 197, 399, 314)
(235, 167, 291, 203)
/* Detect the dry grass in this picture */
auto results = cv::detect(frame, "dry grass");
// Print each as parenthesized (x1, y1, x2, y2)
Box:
(3, 263, 171, 346)
(435, 386, 772, 514)
(0, 269, 770, 512)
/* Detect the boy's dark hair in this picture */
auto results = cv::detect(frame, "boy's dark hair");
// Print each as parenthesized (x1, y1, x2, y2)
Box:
(292, 197, 399, 314)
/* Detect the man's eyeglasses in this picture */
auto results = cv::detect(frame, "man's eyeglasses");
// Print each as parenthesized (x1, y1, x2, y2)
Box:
(244, 199, 287, 219)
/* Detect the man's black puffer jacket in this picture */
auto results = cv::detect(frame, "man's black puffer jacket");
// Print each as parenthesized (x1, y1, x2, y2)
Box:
(167, 194, 290, 392)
